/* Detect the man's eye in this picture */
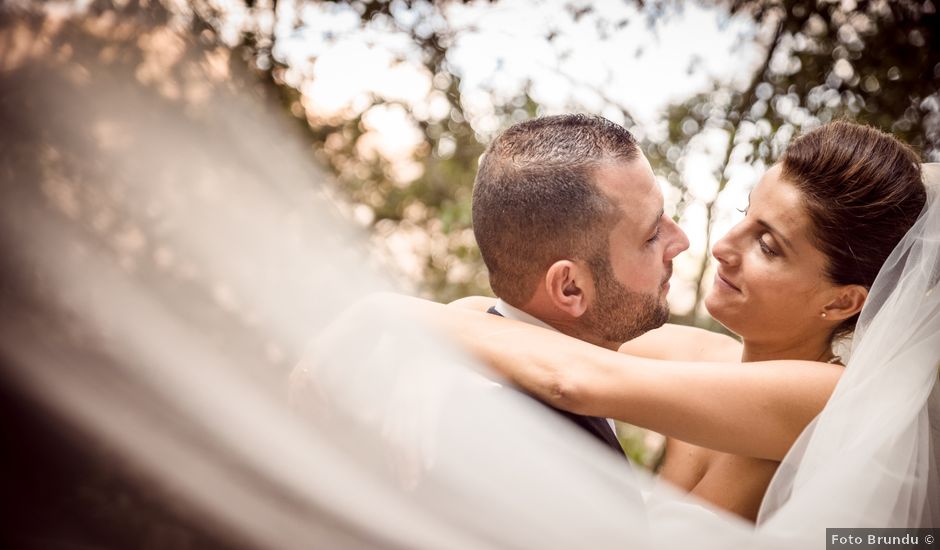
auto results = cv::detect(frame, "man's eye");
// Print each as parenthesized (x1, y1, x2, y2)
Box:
(646, 227, 661, 244)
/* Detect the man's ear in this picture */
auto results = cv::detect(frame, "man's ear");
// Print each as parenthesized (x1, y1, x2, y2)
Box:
(544, 260, 592, 318)
(822, 284, 868, 322)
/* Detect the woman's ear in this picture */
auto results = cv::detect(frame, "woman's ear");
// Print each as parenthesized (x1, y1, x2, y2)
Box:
(822, 284, 869, 322)
(544, 260, 592, 318)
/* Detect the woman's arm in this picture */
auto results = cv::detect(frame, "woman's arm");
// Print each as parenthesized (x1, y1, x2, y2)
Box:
(574, 349, 841, 461)
(448, 295, 744, 363)
(411, 297, 841, 461)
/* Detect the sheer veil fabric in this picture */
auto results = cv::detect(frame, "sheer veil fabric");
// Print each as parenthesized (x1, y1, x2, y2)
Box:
(2, 15, 939, 549)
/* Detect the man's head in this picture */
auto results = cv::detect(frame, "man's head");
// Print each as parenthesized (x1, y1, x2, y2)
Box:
(472, 114, 689, 349)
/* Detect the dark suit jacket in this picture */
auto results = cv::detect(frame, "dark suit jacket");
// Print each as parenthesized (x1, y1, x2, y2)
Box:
(486, 307, 627, 459)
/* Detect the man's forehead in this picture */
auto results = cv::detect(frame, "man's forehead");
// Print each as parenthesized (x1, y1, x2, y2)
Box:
(593, 156, 662, 221)
(593, 156, 655, 192)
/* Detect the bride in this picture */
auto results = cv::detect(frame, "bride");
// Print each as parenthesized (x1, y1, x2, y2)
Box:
(415, 121, 939, 525)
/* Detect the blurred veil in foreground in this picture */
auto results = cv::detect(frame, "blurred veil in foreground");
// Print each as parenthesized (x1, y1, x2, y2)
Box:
(1, 5, 937, 550)
(0, 6, 654, 549)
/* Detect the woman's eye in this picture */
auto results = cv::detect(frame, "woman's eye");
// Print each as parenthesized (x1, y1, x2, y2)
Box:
(758, 236, 778, 257)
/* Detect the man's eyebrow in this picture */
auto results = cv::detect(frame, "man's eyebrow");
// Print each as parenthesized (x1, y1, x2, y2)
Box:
(757, 219, 794, 250)
(648, 208, 664, 234)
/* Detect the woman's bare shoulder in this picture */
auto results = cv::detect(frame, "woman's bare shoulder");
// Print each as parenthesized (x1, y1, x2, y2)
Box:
(618, 323, 742, 363)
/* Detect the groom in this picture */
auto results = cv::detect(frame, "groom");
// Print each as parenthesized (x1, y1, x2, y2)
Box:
(470, 114, 689, 455)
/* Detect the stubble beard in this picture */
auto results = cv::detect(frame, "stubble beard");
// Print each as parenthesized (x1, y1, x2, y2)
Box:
(581, 257, 670, 346)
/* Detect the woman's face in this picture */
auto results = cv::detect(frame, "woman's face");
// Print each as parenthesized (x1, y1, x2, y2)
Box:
(704, 164, 837, 343)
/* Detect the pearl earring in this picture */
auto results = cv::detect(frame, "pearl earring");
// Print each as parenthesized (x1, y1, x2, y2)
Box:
(821, 312, 827, 318)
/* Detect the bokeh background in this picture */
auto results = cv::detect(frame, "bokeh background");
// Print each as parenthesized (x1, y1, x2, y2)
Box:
(7, 0, 938, 324)
(141, 0, 940, 319)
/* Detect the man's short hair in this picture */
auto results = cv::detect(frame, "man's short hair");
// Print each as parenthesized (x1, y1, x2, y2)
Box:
(472, 114, 640, 305)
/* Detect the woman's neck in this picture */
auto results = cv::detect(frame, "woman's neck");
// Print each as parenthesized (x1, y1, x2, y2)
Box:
(740, 333, 835, 364)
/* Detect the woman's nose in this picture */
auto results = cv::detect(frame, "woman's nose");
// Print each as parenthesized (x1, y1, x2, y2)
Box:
(711, 231, 739, 266)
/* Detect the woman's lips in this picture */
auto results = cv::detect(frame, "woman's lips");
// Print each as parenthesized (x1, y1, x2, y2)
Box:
(715, 271, 741, 292)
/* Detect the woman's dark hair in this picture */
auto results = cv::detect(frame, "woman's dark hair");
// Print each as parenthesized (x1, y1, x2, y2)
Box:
(781, 120, 926, 341)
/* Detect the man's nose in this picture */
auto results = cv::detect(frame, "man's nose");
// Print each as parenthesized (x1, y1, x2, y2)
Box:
(664, 218, 690, 261)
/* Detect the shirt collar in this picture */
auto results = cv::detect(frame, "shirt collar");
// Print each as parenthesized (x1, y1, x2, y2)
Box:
(494, 299, 559, 333)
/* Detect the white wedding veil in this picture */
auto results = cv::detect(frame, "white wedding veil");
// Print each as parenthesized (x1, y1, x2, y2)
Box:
(1, 12, 938, 549)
